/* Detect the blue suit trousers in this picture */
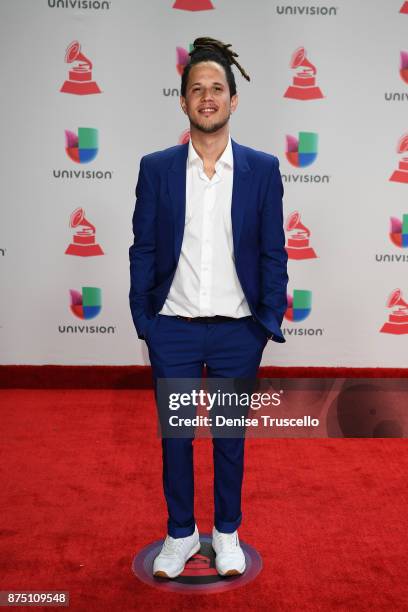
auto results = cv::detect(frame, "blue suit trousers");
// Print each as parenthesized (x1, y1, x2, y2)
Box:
(145, 314, 268, 538)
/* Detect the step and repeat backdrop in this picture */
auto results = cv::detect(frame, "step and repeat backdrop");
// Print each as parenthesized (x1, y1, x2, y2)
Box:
(1, 0, 408, 366)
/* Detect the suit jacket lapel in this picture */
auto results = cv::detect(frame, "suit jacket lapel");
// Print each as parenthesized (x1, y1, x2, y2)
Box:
(231, 139, 253, 253)
(168, 143, 188, 260)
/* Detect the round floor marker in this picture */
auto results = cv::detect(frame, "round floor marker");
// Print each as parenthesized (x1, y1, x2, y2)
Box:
(132, 534, 262, 593)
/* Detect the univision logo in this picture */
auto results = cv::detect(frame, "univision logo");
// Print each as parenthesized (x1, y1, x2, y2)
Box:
(163, 44, 192, 97)
(282, 290, 324, 336)
(282, 132, 330, 183)
(53, 128, 113, 180)
(70, 286, 101, 319)
(58, 287, 116, 334)
(285, 289, 312, 321)
(375, 214, 408, 263)
(48, 0, 110, 9)
(390, 214, 408, 247)
(276, 5, 338, 16)
(176, 45, 192, 76)
(384, 51, 408, 101)
(163, 87, 181, 97)
(66, 127, 98, 163)
(286, 132, 317, 167)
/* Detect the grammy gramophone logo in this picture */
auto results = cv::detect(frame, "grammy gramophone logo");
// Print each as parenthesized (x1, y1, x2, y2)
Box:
(284, 47, 324, 100)
(60, 41, 101, 95)
(285, 211, 317, 260)
(65, 208, 104, 257)
(380, 288, 408, 334)
(172, 0, 214, 10)
(389, 133, 408, 184)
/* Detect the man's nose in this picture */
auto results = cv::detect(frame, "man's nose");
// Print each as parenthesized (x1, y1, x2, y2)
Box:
(200, 89, 214, 100)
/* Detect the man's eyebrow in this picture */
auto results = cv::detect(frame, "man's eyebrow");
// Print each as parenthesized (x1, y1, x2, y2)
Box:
(190, 81, 225, 87)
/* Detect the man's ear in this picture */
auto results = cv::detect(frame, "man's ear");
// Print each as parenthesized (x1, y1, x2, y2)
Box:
(180, 96, 187, 114)
(230, 93, 239, 114)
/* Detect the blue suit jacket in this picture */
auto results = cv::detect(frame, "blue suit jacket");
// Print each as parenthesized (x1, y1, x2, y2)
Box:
(129, 139, 288, 343)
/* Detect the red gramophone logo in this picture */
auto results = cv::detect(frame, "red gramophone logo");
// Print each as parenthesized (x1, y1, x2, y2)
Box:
(65, 208, 104, 257)
(285, 211, 317, 260)
(389, 133, 408, 183)
(400, 2, 408, 14)
(172, 0, 214, 10)
(60, 41, 101, 95)
(133, 534, 261, 593)
(181, 553, 218, 576)
(284, 47, 324, 100)
(380, 288, 408, 334)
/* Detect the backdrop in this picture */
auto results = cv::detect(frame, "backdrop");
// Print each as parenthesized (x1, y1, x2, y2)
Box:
(1, 0, 407, 367)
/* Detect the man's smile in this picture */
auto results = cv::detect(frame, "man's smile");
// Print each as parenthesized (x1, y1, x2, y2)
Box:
(198, 106, 218, 116)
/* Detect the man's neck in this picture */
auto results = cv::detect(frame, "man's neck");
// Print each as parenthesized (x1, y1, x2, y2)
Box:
(189, 126, 230, 167)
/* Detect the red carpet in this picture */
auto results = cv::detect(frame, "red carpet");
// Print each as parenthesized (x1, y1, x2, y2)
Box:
(2, 365, 408, 389)
(1, 389, 407, 611)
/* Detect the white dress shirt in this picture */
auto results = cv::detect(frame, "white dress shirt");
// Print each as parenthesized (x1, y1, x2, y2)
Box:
(160, 136, 251, 318)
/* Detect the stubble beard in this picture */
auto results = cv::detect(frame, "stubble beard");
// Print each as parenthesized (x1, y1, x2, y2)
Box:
(188, 112, 230, 134)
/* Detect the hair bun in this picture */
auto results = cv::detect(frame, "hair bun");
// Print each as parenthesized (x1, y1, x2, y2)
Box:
(191, 36, 250, 82)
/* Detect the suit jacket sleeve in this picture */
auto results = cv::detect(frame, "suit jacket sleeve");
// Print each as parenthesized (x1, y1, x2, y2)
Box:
(259, 157, 288, 342)
(129, 156, 157, 339)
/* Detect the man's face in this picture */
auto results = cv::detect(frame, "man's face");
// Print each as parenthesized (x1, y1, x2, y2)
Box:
(180, 61, 238, 134)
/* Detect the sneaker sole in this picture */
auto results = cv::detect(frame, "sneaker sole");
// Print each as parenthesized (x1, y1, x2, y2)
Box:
(212, 543, 246, 576)
(153, 541, 201, 579)
(221, 565, 246, 576)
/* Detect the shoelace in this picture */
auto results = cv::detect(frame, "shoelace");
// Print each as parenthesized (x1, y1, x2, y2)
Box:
(161, 535, 187, 557)
(214, 531, 238, 552)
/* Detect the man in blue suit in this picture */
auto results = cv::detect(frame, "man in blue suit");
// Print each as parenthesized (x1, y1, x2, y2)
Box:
(129, 37, 288, 578)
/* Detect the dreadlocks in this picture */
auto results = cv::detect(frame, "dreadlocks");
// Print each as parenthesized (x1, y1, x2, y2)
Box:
(180, 36, 250, 98)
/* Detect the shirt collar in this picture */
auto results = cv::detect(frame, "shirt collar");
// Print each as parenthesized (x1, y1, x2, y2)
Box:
(188, 135, 233, 170)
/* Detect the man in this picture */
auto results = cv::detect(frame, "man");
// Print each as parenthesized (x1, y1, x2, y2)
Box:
(129, 37, 288, 578)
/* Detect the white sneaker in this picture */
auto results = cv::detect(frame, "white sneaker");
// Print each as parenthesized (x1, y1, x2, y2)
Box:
(212, 527, 246, 576)
(153, 525, 200, 578)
